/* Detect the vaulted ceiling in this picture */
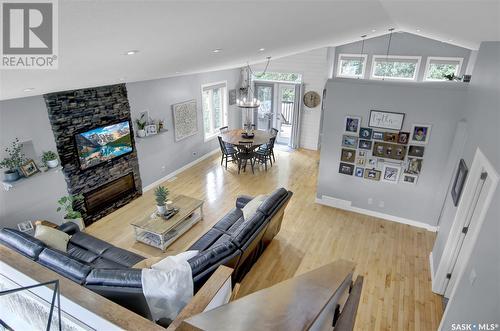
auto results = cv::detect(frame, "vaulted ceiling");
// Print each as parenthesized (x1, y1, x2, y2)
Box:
(1, 0, 499, 100)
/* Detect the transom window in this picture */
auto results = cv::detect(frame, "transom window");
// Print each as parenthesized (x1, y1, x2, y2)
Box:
(337, 54, 367, 78)
(252, 72, 302, 83)
(201, 81, 227, 141)
(371, 55, 421, 81)
(424, 57, 463, 81)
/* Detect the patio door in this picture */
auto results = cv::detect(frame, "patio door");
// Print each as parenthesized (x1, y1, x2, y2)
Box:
(254, 83, 274, 131)
(277, 84, 296, 145)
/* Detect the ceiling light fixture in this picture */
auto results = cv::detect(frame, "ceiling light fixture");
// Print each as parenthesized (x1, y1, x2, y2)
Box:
(125, 50, 139, 55)
(371, 29, 376, 32)
(448, 39, 454, 42)
(258, 48, 265, 52)
(212, 48, 222, 53)
(23, 88, 34, 92)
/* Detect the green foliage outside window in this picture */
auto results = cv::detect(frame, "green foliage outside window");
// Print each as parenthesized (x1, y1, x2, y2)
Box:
(252, 72, 302, 83)
(374, 60, 416, 79)
(426, 63, 458, 80)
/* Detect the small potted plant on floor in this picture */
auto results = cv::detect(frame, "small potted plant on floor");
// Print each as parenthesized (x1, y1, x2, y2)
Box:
(154, 186, 169, 215)
(0, 138, 25, 182)
(57, 194, 85, 229)
(42, 151, 59, 169)
(135, 117, 147, 138)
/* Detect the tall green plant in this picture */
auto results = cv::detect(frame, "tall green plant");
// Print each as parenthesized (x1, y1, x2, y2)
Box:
(0, 138, 25, 172)
(57, 194, 84, 219)
(154, 186, 169, 206)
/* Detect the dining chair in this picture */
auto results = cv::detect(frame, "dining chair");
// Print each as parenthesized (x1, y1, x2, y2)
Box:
(270, 127, 279, 136)
(255, 137, 275, 171)
(218, 136, 237, 169)
(219, 126, 229, 133)
(259, 135, 276, 163)
(236, 141, 255, 174)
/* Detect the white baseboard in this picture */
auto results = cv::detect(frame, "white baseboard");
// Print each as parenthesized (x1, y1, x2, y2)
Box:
(143, 149, 219, 192)
(315, 195, 439, 232)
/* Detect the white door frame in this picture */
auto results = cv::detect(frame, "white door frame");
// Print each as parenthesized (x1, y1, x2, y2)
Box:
(433, 148, 499, 297)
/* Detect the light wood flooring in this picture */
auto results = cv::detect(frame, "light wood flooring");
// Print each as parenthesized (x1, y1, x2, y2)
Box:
(86, 148, 443, 330)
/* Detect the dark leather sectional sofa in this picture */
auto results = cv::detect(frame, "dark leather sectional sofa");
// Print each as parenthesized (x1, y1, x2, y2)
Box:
(0, 187, 292, 320)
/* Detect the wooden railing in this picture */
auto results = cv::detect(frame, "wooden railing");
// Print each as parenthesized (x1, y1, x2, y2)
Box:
(281, 101, 294, 125)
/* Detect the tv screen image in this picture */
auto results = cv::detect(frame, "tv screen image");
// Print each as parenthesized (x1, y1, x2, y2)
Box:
(75, 121, 132, 170)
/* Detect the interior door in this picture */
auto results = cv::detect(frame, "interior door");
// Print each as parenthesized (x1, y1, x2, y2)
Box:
(254, 83, 274, 130)
(277, 84, 295, 145)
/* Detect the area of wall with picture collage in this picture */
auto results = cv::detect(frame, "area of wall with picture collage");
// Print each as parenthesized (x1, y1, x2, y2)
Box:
(338, 110, 430, 185)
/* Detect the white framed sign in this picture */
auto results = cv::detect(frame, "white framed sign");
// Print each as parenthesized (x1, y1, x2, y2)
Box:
(369, 110, 405, 131)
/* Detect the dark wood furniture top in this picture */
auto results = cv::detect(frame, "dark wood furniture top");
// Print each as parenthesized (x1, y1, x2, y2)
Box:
(179, 260, 355, 331)
(220, 129, 273, 146)
(0, 244, 164, 331)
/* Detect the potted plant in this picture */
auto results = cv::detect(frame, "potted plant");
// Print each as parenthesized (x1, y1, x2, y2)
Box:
(57, 194, 85, 229)
(42, 151, 59, 168)
(154, 186, 169, 215)
(0, 138, 25, 182)
(135, 118, 147, 138)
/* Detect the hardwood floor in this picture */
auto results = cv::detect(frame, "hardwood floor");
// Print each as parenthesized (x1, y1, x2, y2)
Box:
(86, 148, 443, 330)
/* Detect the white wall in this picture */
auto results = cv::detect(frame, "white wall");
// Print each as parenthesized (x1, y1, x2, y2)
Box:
(252, 48, 329, 150)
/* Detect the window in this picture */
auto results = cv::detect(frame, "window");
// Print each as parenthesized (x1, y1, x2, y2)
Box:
(252, 72, 302, 83)
(201, 81, 227, 141)
(336, 54, 367, 78)
(424, 57, 463, 81)
(371, 55, 421, 81)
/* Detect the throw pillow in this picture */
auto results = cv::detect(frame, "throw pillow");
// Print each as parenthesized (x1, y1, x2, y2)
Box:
(34, 224, 70, 252)
(242, 194, 267, 220)
(133, 251, 199, 269)
(152, 250, 199, 271)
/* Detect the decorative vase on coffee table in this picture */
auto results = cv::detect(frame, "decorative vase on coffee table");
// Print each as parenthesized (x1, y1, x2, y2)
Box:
(157, 205, 166, 215)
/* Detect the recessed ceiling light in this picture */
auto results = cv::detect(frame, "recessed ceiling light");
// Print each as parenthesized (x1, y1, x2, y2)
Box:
(259, 48, 265, 52)
(23, 88, 34, 92)
(212, 48, 222, 53)
(371, 29, 376, 32)
(448, 39, 453, 42)
(124, 50, 139, 55)
(175, 71, 180, 74)
(416, 29, 421, 32)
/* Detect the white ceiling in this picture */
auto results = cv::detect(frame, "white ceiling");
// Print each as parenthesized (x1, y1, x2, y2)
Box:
(1, 0, 499, 100)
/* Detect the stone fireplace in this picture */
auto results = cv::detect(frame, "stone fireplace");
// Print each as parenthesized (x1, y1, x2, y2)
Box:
(44, 84, 142, 226)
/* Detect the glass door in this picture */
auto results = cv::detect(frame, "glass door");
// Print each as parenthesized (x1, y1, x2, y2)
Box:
(277, 84, 295, 145)
(254, 83, 274, 131)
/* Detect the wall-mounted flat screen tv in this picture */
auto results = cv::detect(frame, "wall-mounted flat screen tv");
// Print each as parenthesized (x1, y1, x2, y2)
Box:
(75, 121, 132, 170)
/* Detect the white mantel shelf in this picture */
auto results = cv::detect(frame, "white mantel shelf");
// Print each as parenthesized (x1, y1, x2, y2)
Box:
(2, 166, 63, 192)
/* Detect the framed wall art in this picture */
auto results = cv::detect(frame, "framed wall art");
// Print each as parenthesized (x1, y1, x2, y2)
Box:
(369, 110, 405, 131)
(342, 135, 358, 148)
(408, 145, 425, 157)
(382, 164, 402, 184)
(405, 157, 423, 175)
(172, 100, 198, 142)
(398, 132, 410, 144)
(372, 131, 384, 140)
(358, 139, 372, 150)
(341, 148, 356, 163)
(402, 173, 418, 185)
(20, 159, 39, 177)
(339, 162, 355, 175)
(344, 116, 361, 135)
(359, 127, 373, 140)
(410, 124, 432, 144)
(364, 169, 381, 181)
(355, 167, 364, 177)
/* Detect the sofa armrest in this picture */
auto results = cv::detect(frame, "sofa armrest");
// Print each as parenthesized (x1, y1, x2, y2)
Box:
(57, 222, 80, 235)
(236, 195, 253, 209)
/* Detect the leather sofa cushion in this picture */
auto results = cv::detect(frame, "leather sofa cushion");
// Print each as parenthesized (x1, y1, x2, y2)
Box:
(188, 242, 237, 277)
(235, 195, 253, 209)
(213, 208, 243, 232)
(69, 231, 112, 255)
(257, 188, 288, 216)
(85, 268, 143, 288)
(38, 248, 92, 284)
(230, 212, 266, 248)
(189, 228, 224, 251)
(212, 233, 232, 247)
(225, 216, 245, 235)
(67, 243, 99, 263)
(92, 257, 128, 269)
(101, 247, 145, 267)
(0, 228, 46, 259)
(57, 222, 80, 236)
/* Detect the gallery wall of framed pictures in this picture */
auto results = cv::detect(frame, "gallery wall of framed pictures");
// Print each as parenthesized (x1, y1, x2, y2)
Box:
(339, 110, 431, 185)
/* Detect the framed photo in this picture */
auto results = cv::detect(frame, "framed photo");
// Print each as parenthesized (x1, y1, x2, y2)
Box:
(367, 157, 378, 169)
(358, 139, 372, 150)
(172, 99, 198, 142)
(369, 110, 405, 130)
(20, 159, 39, 177)
(451, 159, 468, 206)
(383, 132, 398, 143)
(357, 150, 368, 158)
(372, 131, 384, 140)
(228, 89, 237, 105)
(398, 132, 410, 144)
(405, 157, 423, 175)
(402, 173, 418, 185)
(145, 124, 157, 136)
(410, 124, 432, 144)
(344, 116, 361, 135)
(364, 169, 381, 181)
(408, 145, 425, 157)
(339, 162, 355, 176)
(17, 220, 34, 233)
(355, 167, 365, 178)
(382, 164, 402, 184)
(342, 135, 358, 148)
(340, 148, 356, 163)
(359, 127, 373, 140)
(356, 157, 366, 166)
(372, 142, 406, 161)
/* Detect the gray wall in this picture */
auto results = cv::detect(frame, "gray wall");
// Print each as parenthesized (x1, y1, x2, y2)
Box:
(0, 68, 240, 229)
(435, 42, 500, 328)
(317, 78, 466, 226)
(333, 32, 472, 81)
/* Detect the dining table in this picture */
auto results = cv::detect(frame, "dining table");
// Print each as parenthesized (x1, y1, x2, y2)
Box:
(220, 128, 273, 147)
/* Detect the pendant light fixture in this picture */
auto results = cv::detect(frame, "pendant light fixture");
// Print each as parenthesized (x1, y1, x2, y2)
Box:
(383, 28, 395, 80)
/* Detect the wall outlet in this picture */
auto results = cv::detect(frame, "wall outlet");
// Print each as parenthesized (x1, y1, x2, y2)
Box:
(368, 198, 373, 205)
(192, 151, 197, 156)
(378, 200, 385, 208)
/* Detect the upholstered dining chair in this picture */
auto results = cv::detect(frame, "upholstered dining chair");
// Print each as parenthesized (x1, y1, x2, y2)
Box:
(236, 141, 255, 174)
(255, 136, 275, 171)
(218, 136, 237, 169)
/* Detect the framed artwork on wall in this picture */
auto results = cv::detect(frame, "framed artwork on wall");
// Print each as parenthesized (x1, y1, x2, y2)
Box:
(369, 110, 405, 131)
(358, 139, 372, 150)
(359, 127, 373, 139)
(367, 157, 378, 169)
(172, 100, 198, 142)
(410, 124, 432, 144)
(364, 169, 381, 181)
(408, 145, 425, 157)
(398, 132, 410, 144)
(383, 132, 399, 143)
(355, 167, 364, 177)
(382, 164, 402, 184)
(342, 135, 358, 148)
(344, 116, 361, 135)
(405, 157, 423, 175)
(451, 159, 468, 206)
(372, 131, 384, 140)
(402, 173, 418, 185)
(341, 148, 356, 163)
(339, 162, 355, 175)
(20, 159, 39, 177)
